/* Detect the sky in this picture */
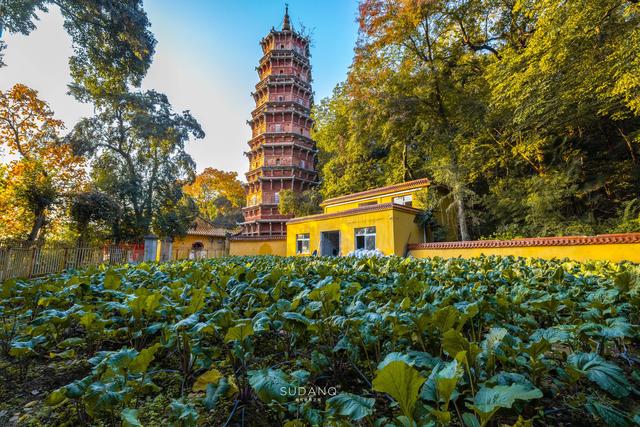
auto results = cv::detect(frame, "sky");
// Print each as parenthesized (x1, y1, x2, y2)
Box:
(0, 0, 360, 179)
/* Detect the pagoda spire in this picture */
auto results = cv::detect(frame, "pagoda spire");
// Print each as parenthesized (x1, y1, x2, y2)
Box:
(282, 4, 291, 31)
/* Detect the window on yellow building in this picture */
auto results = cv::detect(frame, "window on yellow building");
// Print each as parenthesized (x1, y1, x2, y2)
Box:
(355, 227, 376, 250)
(296, 233, 310, 254)
(393, 195, 413, 207)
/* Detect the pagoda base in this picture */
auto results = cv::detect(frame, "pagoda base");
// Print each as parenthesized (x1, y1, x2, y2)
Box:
(240, 219, 288, 237)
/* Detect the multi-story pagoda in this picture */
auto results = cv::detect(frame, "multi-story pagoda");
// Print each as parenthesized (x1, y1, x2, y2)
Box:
(241, 6, 318, 237)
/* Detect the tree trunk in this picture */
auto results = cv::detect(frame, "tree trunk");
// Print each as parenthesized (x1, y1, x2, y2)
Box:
(27, 210, 46, 242)
(402, 143, 413, 181)
(455, 194, 470, 241)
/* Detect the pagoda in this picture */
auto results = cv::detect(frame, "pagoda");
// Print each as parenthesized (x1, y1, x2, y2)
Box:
(241, 6, 318, 236)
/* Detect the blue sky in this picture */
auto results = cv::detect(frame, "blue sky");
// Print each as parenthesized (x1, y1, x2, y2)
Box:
(0, 0, 360, 177)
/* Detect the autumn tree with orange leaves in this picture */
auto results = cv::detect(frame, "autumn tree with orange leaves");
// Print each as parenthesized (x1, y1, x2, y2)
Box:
(183, 168, 245, 228)
(0, 84, 86, 242)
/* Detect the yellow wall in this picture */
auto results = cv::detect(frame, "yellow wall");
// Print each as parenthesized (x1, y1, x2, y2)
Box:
(323, 188, 427, 214)
(392, 210, 425, 255)
(286, 207, 424, 256)
(408, 243, 640, 263)
(229, 239, 287, 256)
(173, 235, 227, 259)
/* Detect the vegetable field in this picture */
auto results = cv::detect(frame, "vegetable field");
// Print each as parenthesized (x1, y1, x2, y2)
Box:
(1, 256, 639, 426)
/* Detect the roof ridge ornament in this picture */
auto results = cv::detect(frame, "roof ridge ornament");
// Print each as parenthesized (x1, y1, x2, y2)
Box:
(283, 4, 291, 31)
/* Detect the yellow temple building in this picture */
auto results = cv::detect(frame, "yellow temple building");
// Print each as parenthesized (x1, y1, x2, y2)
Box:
(228, 178, 441, 257)
(286, 178, 431, 256)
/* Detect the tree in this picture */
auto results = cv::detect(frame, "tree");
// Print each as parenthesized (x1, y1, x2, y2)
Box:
(0, 0, 155, 92)
(317, 0, 497, 240)
(278, 188, 322, 217)
(70, 190, 119, 245)
(152, 194, 198, 239)
(481, 0, 640, 236)
(68, 90, 204, 241)
(183, 168, 245, 228)
(315, 0, 640, 239)
(0, 84, 85, 242)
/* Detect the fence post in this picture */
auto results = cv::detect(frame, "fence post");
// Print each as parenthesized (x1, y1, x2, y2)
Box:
(143, 235, 159, 262)
(160, 237, 173, 262)
(62, 248, 69, 271)
(28, 246, 37, 279)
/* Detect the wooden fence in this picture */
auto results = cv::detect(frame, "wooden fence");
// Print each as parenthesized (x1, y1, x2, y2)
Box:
(0, 244, 144, 282)
(172, 248, 227, 260)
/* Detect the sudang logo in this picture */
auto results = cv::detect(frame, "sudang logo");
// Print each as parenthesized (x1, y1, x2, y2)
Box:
(279, 385, 339, 403)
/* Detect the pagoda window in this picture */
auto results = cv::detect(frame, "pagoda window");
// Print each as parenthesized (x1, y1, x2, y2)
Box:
(274, 124, 282, 132)
(300, 160, 306, 169)
(279, 96, 284, 101)
(275, 158, 281, 165)
(274, 192, 280, 204)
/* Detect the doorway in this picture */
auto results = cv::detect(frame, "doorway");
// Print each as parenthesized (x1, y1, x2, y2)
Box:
(320, 231, 340, 256)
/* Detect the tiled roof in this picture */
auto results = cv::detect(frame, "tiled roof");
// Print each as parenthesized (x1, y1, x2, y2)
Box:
(186, 217, 233, 238)
(320, 178, 431, 207)
(408, 233, 640, 250)
(187, 229, 229, 237)
(230, 235, 287, 241)
(287, 202, 422, 224)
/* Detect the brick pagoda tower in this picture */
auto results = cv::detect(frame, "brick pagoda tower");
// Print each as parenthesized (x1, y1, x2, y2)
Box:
(241, 6, 318, 236)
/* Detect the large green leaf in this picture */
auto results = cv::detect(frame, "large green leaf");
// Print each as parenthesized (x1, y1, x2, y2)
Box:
(584, 398, 634, 427)
(121, 408, 143, 427)
(9, 335, 46, 358)
(247, 368, 292, 403)
(224, 322, 254, 342)
(308, 281, 341, 303)
(129, 343, 161, 374)
(84, 381, 130, 417)
(567, 353, 631, 398)
(466, 384, 542, 426)
(431, 306, 460, 332)
(282, 311, 312, 326)
(441, 329, 480, 362)
(419, 359, 462, 405)
(481, 327, 508, 353)
(203, 379, 230, 411)
(193, 368, 223, 392)
(169, 400, 198, 427)
(103, 270, 121, 290)
(326, 392, 375, 421)
(372, 360, 425, 418)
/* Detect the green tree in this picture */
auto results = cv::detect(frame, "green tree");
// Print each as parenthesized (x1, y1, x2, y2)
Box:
(278, 188, 322, 217)
(68, 90, 204, 241)
(152, 193, 198, 239)
(0, 0, 155, 92)
(70, 190, 119, 245)
(315, 0, 640, 239)
(481, 0, 640, 236)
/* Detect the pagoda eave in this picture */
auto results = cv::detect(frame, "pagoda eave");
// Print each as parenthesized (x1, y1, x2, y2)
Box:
(249, 132, 315, 145)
